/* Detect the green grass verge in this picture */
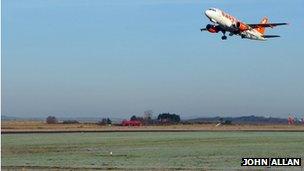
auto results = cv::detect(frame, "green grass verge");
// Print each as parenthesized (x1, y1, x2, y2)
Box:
(2, 132, 304, 169)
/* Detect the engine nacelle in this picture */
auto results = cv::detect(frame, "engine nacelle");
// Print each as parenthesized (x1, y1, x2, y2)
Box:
(236, 22, 249, 32)
(206, 24, 219, 33)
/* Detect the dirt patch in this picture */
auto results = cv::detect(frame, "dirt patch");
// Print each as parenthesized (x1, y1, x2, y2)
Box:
(2, 121, 304, 133)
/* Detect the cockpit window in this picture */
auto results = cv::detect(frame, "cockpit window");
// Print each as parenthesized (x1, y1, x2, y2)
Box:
(209, 8, 216, 12)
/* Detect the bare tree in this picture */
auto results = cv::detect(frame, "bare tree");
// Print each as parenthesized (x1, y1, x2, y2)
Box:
(46, 116, 58, 124)
(143, 110, 153, 120)
(97, 118, 112, 125)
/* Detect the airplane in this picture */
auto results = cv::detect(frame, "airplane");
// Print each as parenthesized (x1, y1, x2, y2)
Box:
(201, 8, 288, 41)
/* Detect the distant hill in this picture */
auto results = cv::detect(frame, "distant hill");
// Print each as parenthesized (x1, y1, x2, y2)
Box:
(1, 115, 123, 123)
(1, 115, 44, 121)
(187, 115, 288, 124)
(2, 115, 19, 121)
(2, 114, 288, 124)
(57, 117, 123, 123)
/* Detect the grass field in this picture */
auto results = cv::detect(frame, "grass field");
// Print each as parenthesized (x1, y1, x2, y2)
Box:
(2, 132, 304, 170)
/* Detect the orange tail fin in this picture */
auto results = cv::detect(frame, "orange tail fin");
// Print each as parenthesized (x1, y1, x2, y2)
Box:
(255, 17, 268, 34)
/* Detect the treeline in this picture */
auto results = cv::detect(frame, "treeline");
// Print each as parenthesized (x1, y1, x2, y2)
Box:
(45, 112, 181, 125)
(129, 113, 181, 125)
(45, 115, 112, 125)
(13, 114, 296, 125)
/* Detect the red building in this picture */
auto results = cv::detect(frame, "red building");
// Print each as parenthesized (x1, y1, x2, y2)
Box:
(121, 120, 142, 126)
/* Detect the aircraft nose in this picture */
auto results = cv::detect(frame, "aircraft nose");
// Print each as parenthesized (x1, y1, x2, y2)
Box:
(205, 10, 211, 18)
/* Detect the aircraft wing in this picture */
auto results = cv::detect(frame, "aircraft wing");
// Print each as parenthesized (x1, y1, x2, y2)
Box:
(247, 23, 288, 28)
(262, 35, 281, 38)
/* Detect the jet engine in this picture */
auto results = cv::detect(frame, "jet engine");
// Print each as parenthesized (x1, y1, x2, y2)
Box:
(236, 22, 249, 32)
(206, 24, 219, 33)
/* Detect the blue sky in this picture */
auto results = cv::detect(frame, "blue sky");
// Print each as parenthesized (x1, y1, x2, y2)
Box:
(2, 0, 304, 118)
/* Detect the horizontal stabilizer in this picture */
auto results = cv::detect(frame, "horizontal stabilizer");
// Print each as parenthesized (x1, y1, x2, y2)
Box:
(262, 35, 281, 38)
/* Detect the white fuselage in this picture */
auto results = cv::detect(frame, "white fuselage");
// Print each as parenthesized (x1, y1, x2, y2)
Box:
(205, 8, 266, 41)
